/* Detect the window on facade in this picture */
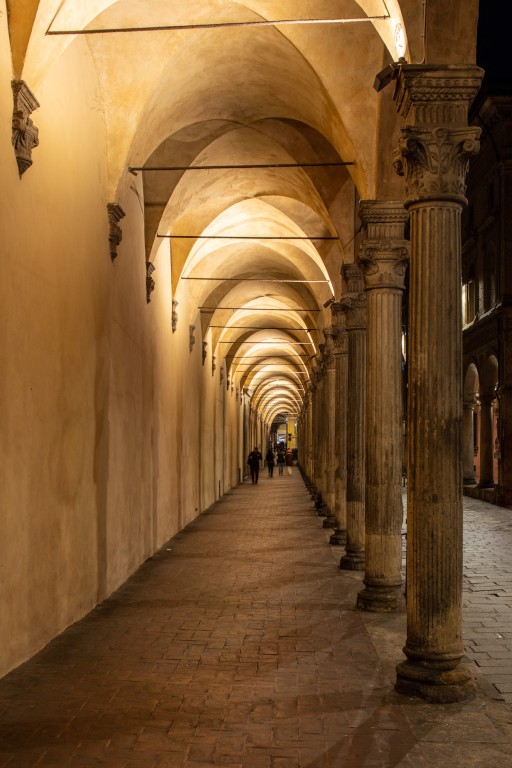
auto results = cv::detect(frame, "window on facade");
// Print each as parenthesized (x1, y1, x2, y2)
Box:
(462, 280, 476, 326)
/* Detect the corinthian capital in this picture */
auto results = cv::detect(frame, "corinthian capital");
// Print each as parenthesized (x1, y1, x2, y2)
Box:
(331, 302, 348, 354)
(396, 125, 481, 205)
(393, 65, 483, 206)
(358, 200, 410, 290)
(322, 327, 335, 369)
(340, 293, 366, 332)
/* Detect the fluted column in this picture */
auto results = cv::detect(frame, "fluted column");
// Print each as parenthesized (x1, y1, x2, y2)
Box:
(307, 390, 314, 480)
(322, 328, 336, 522)
(330, 303, 349, 545)
(312, 368, 323, 494)
(393, 64, 483, 702)
(340, 264, 367, 571)
(357, 201, 409, 612)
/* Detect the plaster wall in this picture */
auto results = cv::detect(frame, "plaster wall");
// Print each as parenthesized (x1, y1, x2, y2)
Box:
(0, 33, 110, 675)
(0, 23, 243, 677)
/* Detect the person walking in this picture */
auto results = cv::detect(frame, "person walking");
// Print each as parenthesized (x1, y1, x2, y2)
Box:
(247, 447, 262, 484)
(277, 446, 286, 475)
(265, 447, 275, 478)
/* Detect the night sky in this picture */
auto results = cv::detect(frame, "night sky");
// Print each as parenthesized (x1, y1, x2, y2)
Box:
(477, 1, 512, 79)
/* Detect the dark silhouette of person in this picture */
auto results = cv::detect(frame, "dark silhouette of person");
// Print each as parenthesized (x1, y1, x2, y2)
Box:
(247, 447, 262, 484)
(265, 448, 275, 477)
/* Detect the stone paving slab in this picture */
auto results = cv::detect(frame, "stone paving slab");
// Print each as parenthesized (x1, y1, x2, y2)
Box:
(0, 472, 512, 766)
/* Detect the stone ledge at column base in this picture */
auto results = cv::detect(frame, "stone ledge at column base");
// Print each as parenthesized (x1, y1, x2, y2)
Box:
(340, 552, 365, 571)
(395, 660, 476, 703)
(330, 528, 347, 546)
(464, 484, 497, 505)
(322, 514, 336, 529)
(357, 586, 405, 613)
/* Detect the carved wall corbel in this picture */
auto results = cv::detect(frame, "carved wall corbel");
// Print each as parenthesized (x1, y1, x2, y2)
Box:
(202, 341, 207, 365)
(189, 325, 195, 352)
(12, 80, 40, 177)
(171, 300, 178, 332)
(212, 355, 216, 376)
(146, 262, 155, 303)
(107, 203, 125, 261)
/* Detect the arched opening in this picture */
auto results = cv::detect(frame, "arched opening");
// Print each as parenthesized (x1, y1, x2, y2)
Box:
(463, 362, 480, 485)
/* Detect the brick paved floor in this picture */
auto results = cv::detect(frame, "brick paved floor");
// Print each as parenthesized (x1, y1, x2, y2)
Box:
(1, 471, 512, 767)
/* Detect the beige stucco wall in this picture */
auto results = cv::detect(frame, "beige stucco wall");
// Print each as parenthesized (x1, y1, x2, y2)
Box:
(0, 30, 111, 674)
(0, 23, 240, 678)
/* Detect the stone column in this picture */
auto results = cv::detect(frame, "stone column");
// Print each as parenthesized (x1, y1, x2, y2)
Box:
(462, 399, 477, 485)
(478, 388, 495, 488)
(323, 328, 336, 518)
(356, 201, 409, 612)
(340, 264, 367, 571)
(314, 363, 325, 499)
(330, 302, 349, 545)
(307, 389, 314, 481)
(393, 64, 483, 702)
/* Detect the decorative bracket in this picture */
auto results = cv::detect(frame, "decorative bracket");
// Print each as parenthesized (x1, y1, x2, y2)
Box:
(107, 203, 126, 261)
(202, 341, 207, 365)
(12, 80, 40, 177)
(189, 325, 196, 352)
(146, 262, 155, 303)
(171, 300, 178, 332)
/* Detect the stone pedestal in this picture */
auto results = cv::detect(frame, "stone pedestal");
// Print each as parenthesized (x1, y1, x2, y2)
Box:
(330, 304, 348, 546)
(356, 201, 409, 613)
(340, 265, 366, 571)
(393, 64, 483, 703)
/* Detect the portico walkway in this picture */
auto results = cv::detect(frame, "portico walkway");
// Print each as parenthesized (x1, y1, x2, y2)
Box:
(1, 470, 512, 767)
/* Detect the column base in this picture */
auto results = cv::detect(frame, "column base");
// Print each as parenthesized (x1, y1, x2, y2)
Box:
(395, 659, 476, 703)
(330, 528, 347, 546)
(322, 513, 336, 529)
(356, 583, 405, 613)
(340, 550, 365, 570)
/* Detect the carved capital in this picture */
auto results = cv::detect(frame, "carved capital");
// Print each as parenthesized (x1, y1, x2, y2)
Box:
(396, 125, 481, 205)
(322, 327, 335, 369)
(12, 80, 40, 177)
(342, 263, 365, 293)
(393, 65, 483, 206)
(107, 203, 126, 262)
(171, 300, 178, 332)
(331, 304, 349, 355)
(146, 262, 155, 303)
(340, 293, 367, 331)
(358, 200, 410, 290)
(359, 242, 409, 290)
